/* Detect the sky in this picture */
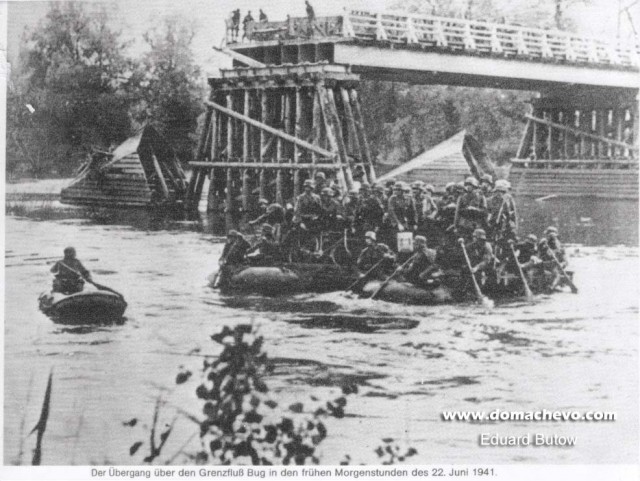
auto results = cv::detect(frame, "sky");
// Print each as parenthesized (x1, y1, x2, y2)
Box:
(4, 0, 639, 81)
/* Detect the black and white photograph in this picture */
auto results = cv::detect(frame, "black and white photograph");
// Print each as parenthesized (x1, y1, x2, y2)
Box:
(1, 0, 639, 479)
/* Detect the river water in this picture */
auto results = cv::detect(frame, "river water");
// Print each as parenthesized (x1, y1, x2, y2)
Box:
(3, 200, 639, 466)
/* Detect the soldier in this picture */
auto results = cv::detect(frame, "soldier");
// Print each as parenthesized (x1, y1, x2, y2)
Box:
(342, 189, 361, 233)
(248, 198, 270, 226)
(246, 224, 281, 265)
(357, 231, 395, 277)
(387, 182, 417, 233)
(455, 176, 487, 239)
(465, 228, 494, 284)
(305, 0, 316, 34)
(219, 231, 251, 266)
(401, 236, 441, 288)
(231, 9, 241, 40)
(313, 172, 328, 196)
(537, 238, 564, 292)
(319, 187, 344, 232)
(544, 226, 566, 267)
(373, 183, 387, 205)
(356, 182, 385, 234)
(293, 179, 322, 227)
(479, 173, 494, 196)
(436, 182, 458, 230)
(412, 181, 426, 230)
(242, 11, 254, 40)
(259, 9, 268, 22)
(50, 247, 92, 294)
(487, 179, 517, 242)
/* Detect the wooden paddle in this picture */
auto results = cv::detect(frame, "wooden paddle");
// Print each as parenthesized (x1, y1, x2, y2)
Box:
(458, 238, 492, 308)
(508, 240, 534, 301)
(345, 257, 386, 292)
(370, 253, 418, 300)
(58, 262, 124, 299)
(548, 250, 578, 294)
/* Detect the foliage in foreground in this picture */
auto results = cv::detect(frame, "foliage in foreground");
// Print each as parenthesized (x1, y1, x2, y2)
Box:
(127, 325, 358, 465)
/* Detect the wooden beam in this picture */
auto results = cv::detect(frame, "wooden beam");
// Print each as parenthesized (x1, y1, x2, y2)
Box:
(259, 89, 267, 198)
(526, 114, 638, 151)
(348, 88, 376, 182)
(293, 87, 302, 199)
(226, 93, 234, 213)
(205, 100, 337, 159)
(276, 92, 285, 205)
(213, 46, 267, 67)
(242, 89, 250, 210)
(190, 161, 348, 170)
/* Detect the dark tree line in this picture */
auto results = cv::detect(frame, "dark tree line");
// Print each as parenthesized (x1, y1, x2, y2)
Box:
(7, 2, 203, 178)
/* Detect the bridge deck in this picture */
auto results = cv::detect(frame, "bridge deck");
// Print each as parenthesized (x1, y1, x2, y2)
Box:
(227, 10, 640, 90)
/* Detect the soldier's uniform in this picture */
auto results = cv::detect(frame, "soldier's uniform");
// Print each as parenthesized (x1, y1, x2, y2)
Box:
(293, 180, 322, 227)
(455, 177, 487, 239)
(220, 231, 251, 266)
(319, 188, 344, 232)
(246, 224, 281, 265)
(387, 183, 417, 232)
(487, 179, 517, 241)
(465, 229, 495, 287)
(402, 236, 440, 288)
(50, 248, 91, 294)
(342, 190, 361, 232)
(356, 232, 395, 278)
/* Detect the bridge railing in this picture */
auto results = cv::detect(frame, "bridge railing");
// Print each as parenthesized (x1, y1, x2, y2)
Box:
(227, 9, 640, 69)
(346, 10, 640, 68)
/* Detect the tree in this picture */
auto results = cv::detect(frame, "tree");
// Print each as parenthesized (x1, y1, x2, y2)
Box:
(14, 2, 135, 176)
(133, 16, 204, 164)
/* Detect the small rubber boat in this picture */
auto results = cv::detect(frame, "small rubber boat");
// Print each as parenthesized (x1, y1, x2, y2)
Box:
(38, 288, 127, 324)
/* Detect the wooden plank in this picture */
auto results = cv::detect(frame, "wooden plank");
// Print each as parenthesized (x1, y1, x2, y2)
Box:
(242, 89, 250, 211)
(190, 161, 348, 169)
(226, 93, 234, 212)
(205, 100, 337, 159)
(293, 87, 302, 199)
(526, 114, 638, 151)
(348, 88, 376, 183)
(317, 86, 352, 191)
(259, 89, 267, 199)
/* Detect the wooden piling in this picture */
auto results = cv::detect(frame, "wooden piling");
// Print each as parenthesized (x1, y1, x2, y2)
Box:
(226, 93, 234, 213)
(242, 89, 250, 211)
(349, 89, 376, 183)
(293, 87, 302, 199)
(259, 89, 267, 199)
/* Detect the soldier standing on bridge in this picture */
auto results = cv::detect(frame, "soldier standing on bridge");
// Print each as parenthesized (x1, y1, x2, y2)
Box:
(259, 9, 268, 23)
(305, 1, 316, 36)
(230, 9, 240, 41)
(242, 11, 254, 41)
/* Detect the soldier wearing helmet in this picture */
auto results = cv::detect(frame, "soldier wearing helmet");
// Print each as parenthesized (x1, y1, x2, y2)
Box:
(357, 231, 396, 276)
(50, 247, 92, 294)
(386, 181, 417, 234)
(357, 184, 386, 234)
(293, 179, 322, 226)
(411, 181, 427, 230)
(220, 230, 251, 267)
(479, 173, 494, 195)
(544, 226, 566, 267)
(319, 186, 344, 232)
(342, 188, 361, 232)
(313, 172, 328, 195)
(436, 182, 459, 231)
(400, 235, 441, 288)
(246, 223, 281, 265)
(464, 228, 494, 278)
(454, 176, 488, 239)
(487, 178, 517, 243)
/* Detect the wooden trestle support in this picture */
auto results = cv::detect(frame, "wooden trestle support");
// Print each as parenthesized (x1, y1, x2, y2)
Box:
(185, 64, 376, 214)
(514, 88, 639, 167)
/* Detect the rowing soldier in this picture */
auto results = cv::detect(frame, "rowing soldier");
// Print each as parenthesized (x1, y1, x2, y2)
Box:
(400, 236, 441, 288)
(50, 247, 92, 294)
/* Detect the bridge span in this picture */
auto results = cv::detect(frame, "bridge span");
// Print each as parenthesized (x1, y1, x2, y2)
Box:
(228, 9, 640, 91)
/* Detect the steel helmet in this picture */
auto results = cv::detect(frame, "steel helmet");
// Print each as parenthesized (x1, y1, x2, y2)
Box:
(473, 228, 487, 240)
(464, 176, 479, 188)
(365, 231, 376, 241)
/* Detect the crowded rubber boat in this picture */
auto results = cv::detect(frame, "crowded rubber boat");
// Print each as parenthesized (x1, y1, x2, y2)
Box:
(212, 174, 576, 304)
